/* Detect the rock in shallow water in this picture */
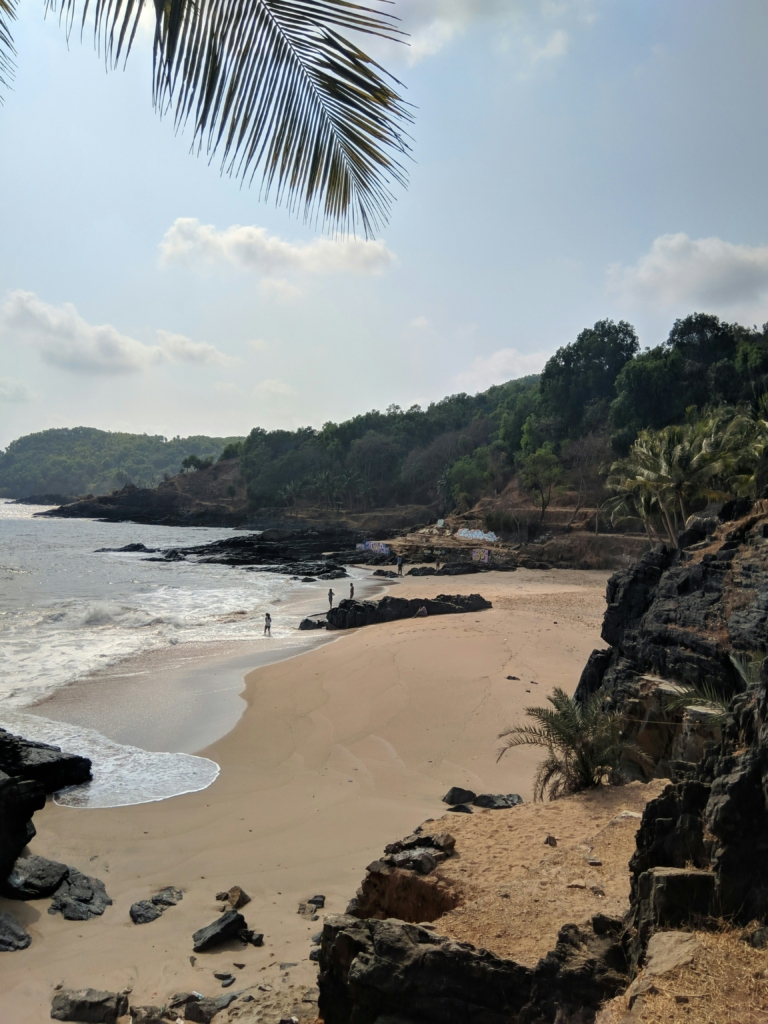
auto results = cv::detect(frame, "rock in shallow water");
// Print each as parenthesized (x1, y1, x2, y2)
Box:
(48, 869, 112, 921)
(2, 853, 69, 899)
(0, 727, 92, 792)
(50, 988, 128, 1024)
(0, 910, 31, 951)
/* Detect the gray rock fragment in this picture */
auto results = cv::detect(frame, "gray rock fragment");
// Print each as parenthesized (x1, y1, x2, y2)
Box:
(0, 910, 31, 951)
(48, 869, 112, 920)
(50, 988, 128, 1023)
(2, 853, 69, 900)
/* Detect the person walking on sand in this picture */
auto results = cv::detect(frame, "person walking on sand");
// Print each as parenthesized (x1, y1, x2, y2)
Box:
(349, 582, 355, 600)
(397, 555, 403, 576)
(328, 588, 335, 609)
(264, 612, 272, 636)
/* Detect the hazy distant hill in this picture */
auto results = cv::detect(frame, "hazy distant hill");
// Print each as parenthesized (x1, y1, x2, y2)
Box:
(0, 427, 245, 499)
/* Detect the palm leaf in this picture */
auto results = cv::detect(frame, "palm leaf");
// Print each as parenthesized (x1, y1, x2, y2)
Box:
(662, 681, 731, 724)
(47, 0, 412, 234)
(0, 0, 17, 98)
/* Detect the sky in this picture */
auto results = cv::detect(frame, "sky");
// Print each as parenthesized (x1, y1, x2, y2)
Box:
(2, 0, 768, 446)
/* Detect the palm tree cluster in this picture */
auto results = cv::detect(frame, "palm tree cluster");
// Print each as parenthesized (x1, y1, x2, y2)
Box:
(497, 688, 646, 801)
(605, 402, 768, 546)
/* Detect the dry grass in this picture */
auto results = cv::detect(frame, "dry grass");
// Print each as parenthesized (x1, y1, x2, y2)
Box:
(599, 928, 768, 1024)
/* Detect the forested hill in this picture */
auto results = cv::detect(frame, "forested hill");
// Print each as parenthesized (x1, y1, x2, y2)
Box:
(0, 428, 245, 499)
(4, 312, 768, 519)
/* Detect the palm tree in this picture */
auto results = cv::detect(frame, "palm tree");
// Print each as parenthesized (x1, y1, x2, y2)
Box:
(0, 0, 411, 234)
(497, 688, 647, 801)
(607, 409, 746, 546)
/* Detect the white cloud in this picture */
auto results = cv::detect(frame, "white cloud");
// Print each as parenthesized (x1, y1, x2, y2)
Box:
(608, 233, 768, 314)
(0, 291, 231, 374)
(527, 28, 568, 64)
(159, 218, 396, 278)
(456, 347, 548, 392)
(248, 338, 269, 353)
(258, 278, 302, 303)
(0, 377, 31, 402)
(254, 378, 296, 400)
(156, 329, 233, 366)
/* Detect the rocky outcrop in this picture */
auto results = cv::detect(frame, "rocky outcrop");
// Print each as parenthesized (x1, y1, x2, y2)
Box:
(317, 914, 627, 1024)
(0, 770, 45, 882)
(326, 593, 492, 630)
(0, 727, 92, 793)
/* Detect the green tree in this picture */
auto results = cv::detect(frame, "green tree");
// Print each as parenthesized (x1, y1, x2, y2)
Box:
(539, 320, 639, 436)
(497, 688, 647, 801)
(0, 0, 410, 234)
(516, 445, 562, 523)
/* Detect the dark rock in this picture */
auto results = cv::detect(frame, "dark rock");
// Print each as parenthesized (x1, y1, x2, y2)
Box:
(128, 1007, 166, 1024)
(372, 570, 398, 578)
(310, 947, 321, 961)
(327, 594, 491, 631)
(95, 542, 158, 553)
(442, 787, 476, 805)
(129, 900, 163, 925)
(239, 929, 264, 946)
(183, 993, 237, 1023)
(544, 835, 557, 847)
(317, 914, 626, 1024)
(0, 727, 92, 793)
(48, 869, 112, 920)
(50, 988, 128, 1023)
(308, 894, 326, 909)
(742, 926, 768, 949)
(299, 617, 326, 630)
(573, 648, 614, 705)
(447, 804, 472, 813)
(214, 971, 233, 980)
(215, 885, 250, 909)
(0, 770, 45, 882)
(472, 793, 523, 809)
(221, 977, 235, 987)
(192, 909, 246, 952)
(152, 885, 183, 906)
(0, 910, 31, 951)
(2, 853, 69, 899)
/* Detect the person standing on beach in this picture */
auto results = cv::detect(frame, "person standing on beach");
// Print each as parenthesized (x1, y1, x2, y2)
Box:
(397, 555, 403, 576)
(264, 612, 272, 636)
(349, 582, 355, 600)
(328, 588, 334, 609)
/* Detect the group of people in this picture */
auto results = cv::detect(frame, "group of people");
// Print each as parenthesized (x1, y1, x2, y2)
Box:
(263, 579, 357, 635)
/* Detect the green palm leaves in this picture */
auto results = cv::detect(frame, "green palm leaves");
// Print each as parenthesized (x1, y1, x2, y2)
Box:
(606, 407, 758, 546)
(497, 688, 643, 801)
(0, 0, 16, 98)
(34, 0, 413, 233)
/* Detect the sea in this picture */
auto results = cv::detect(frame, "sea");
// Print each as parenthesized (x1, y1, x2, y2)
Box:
(0, 500, 345, 809)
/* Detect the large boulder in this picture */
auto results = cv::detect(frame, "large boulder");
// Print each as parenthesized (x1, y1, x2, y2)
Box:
(326, 594, 492, 631)
(50, 988, 128, 1023)
(2, 853, 69, 900)
(183, 994, 237, 1023)
(0, 728, 91, 793)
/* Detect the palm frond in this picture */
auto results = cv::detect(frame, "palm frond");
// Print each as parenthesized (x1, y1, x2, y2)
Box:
(0, 0, 17, 98)
(730, 650, 765, 689)
(662, 681, 732, 724)
(47, 0, 412, 234)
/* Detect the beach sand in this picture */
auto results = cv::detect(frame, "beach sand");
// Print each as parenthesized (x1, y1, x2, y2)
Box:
(0, 568, 611, 1021)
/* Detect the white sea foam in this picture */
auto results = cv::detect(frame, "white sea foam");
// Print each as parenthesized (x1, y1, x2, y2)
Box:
(0, 711, 219, 808)
(0, 502, 332, 807)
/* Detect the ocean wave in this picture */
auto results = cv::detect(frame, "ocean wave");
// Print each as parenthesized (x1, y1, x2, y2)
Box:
(0, 711, 219, 808)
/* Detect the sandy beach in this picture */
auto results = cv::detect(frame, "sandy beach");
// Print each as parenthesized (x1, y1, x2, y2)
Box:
(0, 568, 611, 1021)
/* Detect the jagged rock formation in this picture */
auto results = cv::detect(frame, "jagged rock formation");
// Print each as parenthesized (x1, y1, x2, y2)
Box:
(326, 593, 492, 630)
(317, 914, 627, 1024)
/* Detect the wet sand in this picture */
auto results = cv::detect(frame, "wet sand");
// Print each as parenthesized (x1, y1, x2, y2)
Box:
(0, 567, 610, 1021)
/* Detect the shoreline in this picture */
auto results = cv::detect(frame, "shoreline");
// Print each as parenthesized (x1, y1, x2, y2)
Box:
(0, 568, 610, 1021)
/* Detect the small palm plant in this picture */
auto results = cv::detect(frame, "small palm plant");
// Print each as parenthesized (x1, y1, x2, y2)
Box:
(661, 653, 764, 725)
(497, 688, 645, 801)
